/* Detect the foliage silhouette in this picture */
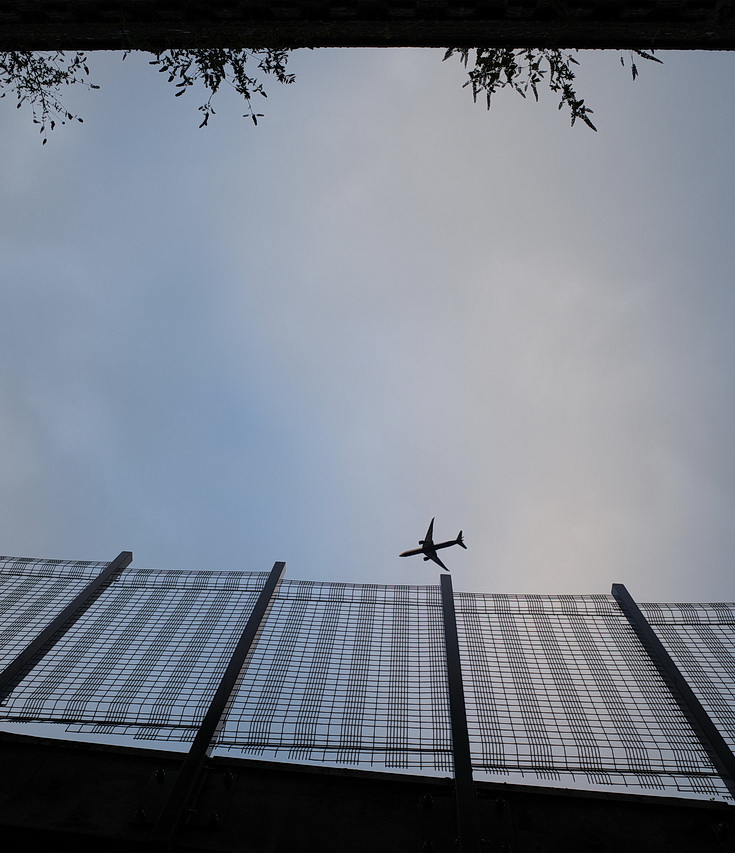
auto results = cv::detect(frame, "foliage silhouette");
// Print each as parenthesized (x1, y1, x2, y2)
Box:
(1, 47, 660, 141)
(444, 47, 661, 131)
(0, 51, 99, 143)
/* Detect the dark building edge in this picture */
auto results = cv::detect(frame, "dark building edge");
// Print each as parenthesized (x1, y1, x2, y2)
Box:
(0, 729, 732, 852)
(3, 26, 735, 51)
(1, 0, 735, 51)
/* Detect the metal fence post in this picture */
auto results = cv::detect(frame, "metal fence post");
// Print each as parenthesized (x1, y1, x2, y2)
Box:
(612, 583, 735, 800)
(440, 573, 481, 853)
(0, 550, 133, 702)
(150, 560, 286, 848)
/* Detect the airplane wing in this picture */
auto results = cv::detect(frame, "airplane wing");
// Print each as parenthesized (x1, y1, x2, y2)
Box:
(429, 552, 450, 572)
(423, 518, 435, 545)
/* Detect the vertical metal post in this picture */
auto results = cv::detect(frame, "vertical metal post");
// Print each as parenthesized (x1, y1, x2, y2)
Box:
(612, 583, 735, 799)
(150, 560, 286, 848)
(0, 550, 133, 701)
(440, 573, 481, 853)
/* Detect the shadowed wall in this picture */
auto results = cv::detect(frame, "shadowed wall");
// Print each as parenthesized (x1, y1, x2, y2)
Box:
(0, 731, 732, 853)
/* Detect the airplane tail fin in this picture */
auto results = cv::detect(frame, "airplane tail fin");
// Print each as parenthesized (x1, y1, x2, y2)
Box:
(457, 531, 467, 549)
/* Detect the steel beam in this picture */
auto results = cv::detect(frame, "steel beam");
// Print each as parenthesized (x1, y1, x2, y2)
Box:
(612, 583, 735, 800)
(150, 560, 286, 848)
(440, 573, 481, 853)
(0, 550, 133, 702)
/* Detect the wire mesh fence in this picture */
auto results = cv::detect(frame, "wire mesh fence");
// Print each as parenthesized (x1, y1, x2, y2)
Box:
(640, 602, 735, 756)
(0, 557, 733, 801)
(0, 556, 111, 671)
(215, 580, 452, 771)
(456, 592, 729, 799)
(0, 563, 268, 734)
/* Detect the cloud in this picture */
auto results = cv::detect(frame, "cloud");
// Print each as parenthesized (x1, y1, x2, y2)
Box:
(1, 49, 734, 598)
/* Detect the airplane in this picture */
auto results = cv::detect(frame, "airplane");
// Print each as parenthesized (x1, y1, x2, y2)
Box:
(399, 518, 467, 572)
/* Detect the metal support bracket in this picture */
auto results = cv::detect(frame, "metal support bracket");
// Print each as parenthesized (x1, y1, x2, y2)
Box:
(184, 767, 239, 830)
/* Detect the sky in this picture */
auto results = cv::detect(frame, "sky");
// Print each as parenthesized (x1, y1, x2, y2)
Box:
(1, 47, 735, 601)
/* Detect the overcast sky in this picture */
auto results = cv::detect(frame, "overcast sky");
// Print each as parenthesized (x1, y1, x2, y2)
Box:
(1, 48, 734, 600)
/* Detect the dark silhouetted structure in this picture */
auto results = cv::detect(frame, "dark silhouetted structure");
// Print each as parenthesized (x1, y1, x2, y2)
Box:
(1, 0, 734, 51)
(0, 552, 734, 851)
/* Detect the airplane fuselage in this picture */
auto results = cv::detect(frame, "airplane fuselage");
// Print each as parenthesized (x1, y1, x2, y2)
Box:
(399, 539, 461, 558)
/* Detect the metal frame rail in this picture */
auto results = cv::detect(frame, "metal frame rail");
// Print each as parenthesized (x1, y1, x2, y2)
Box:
(0, 550, 133, 703)
(612, 583, 735, 801)
(150, 560, 286, 849)
(440, 573, 481, 853)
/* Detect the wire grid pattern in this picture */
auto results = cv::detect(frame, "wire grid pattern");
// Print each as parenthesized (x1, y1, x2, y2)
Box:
(456, 593, 731, 800)
(1, 561, 734, 799)
(0, 556, 111, 671)
(0, 565, 268, 735)
(642, 602, 735, 754)
(214, 580, 453, 772)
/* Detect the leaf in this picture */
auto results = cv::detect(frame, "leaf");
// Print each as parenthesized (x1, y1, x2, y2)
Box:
(635, 50, 663, 64)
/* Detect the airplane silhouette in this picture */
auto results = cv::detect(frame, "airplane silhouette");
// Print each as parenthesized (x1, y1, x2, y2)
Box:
(399, 518, 467, 572)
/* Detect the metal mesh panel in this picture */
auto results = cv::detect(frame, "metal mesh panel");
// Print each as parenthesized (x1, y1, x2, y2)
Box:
(214, 580, 452, 772)
(642, 602, 735, 754)
(0, 556, 110, 671)
(0, 566, 268, 732)
(456, 593, 731, 800)
(1, 559, 734, 801)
